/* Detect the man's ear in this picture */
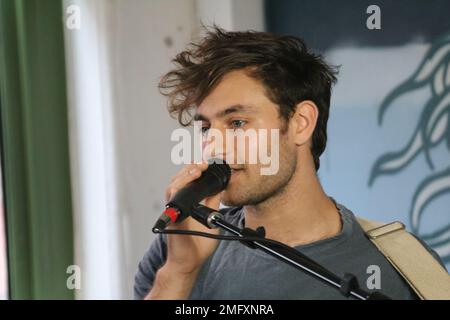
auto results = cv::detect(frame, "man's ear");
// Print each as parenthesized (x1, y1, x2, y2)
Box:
(290, 100, 319, 146)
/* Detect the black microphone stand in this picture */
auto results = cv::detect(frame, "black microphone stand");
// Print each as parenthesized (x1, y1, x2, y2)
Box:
(190, 204, 391, 300)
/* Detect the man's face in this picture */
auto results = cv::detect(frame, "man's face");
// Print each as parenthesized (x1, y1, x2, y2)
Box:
(196, 70, 298, 207)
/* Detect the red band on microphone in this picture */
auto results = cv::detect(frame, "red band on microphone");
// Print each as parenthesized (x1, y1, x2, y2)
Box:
(164, 207, 179, 223)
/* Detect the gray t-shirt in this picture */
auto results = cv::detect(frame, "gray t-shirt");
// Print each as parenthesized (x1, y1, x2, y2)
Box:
(134, 202, 445, 300)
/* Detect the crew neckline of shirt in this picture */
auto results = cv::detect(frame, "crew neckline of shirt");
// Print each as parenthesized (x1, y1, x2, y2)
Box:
(224, 199, 355, 259)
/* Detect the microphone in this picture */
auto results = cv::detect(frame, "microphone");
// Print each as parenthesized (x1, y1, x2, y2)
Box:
(153, 159, 231, 231)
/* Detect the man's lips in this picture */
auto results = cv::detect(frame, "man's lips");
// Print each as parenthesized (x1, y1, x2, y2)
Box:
(230, 168, 244, 176)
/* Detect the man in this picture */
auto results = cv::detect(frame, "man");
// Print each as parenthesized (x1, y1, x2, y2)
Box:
(134, 27, 446, 300)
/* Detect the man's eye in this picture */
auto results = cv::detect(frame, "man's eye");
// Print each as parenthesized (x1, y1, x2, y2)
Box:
(230, 120, 247, 128)
(201, 126, 210, 134)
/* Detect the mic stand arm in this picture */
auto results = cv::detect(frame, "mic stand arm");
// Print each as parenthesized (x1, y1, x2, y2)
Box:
(191, 204, 391, 300)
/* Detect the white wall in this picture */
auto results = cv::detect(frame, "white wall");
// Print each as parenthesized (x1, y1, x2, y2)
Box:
(196, 0, 265, 32)
(111, 0, 198, 299)
(63, 0, 123, 299)
(64, 0, 264, 299)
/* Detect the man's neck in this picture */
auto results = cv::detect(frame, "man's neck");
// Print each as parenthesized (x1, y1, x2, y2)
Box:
(243, 163, 342, 247)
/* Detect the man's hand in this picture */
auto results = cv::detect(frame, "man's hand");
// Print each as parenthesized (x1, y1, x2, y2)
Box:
(146, 163, 221, 299)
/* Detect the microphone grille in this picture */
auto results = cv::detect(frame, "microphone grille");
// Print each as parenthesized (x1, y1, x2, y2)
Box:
(207, 158, 231, 187)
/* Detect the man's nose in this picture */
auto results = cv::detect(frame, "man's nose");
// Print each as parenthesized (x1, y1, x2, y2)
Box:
(203, 129, 234, 162)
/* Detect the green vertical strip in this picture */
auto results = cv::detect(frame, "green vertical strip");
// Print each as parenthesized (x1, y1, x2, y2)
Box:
(0, 0, 74, 299)
(0, 0, 31, 299)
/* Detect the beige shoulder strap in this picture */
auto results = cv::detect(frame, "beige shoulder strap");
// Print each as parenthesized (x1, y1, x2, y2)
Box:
(357, 217, 450, 300)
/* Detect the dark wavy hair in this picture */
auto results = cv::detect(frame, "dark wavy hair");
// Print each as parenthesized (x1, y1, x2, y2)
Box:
(159, 26, 339, 171)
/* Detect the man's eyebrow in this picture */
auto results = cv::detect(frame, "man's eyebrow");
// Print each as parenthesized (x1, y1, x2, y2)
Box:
(194, 104, 255, 122)
(193, 113, 209, 121)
